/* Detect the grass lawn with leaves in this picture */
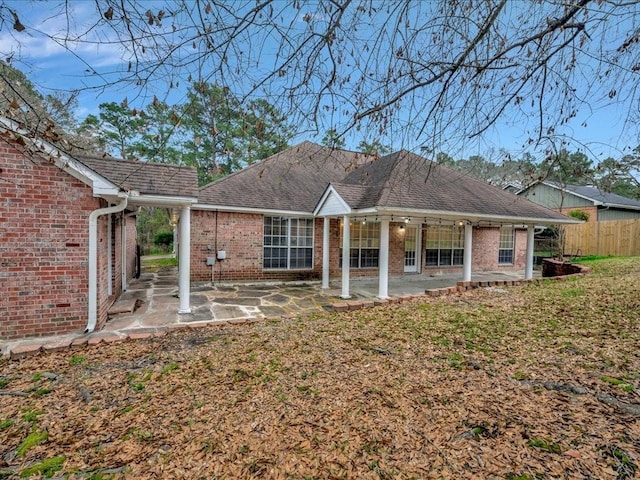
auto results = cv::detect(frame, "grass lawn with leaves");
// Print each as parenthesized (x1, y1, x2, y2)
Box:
(1, 257, 639, 479)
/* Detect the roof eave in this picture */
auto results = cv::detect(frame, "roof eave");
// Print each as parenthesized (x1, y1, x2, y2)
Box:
(193, 203, 314, 216)
(364, 206, 581, 225)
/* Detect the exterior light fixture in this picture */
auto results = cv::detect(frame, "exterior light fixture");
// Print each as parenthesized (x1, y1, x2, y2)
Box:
(400, 224, 405, 230)
(405, 217, 410, 223)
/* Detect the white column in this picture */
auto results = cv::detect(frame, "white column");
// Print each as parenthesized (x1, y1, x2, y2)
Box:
(107, 213, 112, 296)
(121, 214, 127, 291)
(378, 218, 390, 299)
(341, 215, 351, 299)
(525, 225, 535, 280)
(463, 223, 473, 282)
(322, 217, 330, 289)
(178, 205, 192, 314)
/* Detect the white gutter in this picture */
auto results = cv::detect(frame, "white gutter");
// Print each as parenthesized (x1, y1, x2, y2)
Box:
(87, 197, 128, 333)
(192, 203, 312, 216)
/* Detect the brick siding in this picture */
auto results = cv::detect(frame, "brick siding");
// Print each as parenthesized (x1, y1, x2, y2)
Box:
(0, 139, 133, 339)
(191, 211, 528, 282)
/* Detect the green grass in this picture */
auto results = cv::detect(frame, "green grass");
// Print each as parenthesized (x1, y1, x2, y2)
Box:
(16, 430, 48, 457)
(19, 455, 65, 478)
(142, 256, 178, 267)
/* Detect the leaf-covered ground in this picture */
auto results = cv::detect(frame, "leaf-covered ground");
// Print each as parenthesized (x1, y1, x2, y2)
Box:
(1, 257, 639, 479)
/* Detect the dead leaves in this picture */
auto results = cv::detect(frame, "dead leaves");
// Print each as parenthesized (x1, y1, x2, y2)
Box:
(1, 258, 639, 478)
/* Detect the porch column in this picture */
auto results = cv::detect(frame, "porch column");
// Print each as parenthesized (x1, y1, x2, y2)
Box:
(121, 214, 127, 291)
(322, 217, 330, 289)
(378, 218, 390, 299)
(341, 215, 351, 299)
(463, 223, 473, 282)
(525, 225, 535, 280)
(178, 205, 192, 314)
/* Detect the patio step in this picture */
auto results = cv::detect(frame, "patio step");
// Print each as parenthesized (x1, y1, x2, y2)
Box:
(108, 297, 140, 315)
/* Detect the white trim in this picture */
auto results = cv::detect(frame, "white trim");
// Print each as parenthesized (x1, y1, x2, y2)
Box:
(129, 194, 198, 206)
(178, 205, 192, 314)
(341, 215, 351, 299)
(193, 203, 312, 216)
(0, 117, 120, 197)
(313, 185, 353, 216)
(87, 197, 128, 333)
(368, 207, 581, 225)
(322, 218, 330, 289)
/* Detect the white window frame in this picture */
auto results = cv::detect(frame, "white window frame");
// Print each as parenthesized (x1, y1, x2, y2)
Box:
(424, 225, 464, 267)
(263, 217, 314, 270)
(339, 220, 380, 269)
(498, 226, 515, 265)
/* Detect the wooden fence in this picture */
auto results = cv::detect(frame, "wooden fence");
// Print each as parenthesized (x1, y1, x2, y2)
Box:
(563, 219, 640, 257)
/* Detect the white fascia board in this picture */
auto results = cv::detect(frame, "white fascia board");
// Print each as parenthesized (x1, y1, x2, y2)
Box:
(0, 117, 120, 197)
(192, 203, 313, 217)
(129, 194, 199, 207)
(600, 202, 640, 211)
(313, 185, 352, 216)
(372, 206, 582, 225)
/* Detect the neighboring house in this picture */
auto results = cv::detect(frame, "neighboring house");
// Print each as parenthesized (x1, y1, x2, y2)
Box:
(517, 181, 640, 222)
(0, 118, 198, 340)
(518, 181, 640, 257)
(193, 142, 578, 299)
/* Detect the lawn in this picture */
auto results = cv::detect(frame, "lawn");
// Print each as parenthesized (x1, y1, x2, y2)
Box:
(1, 257, 639, 479)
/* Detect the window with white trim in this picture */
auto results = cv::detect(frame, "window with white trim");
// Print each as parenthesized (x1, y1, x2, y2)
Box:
(425, 225, 464, 266)
(339, 221, 380, 268)
(263, 217, 314, 269)
(498, 226, 515, 264)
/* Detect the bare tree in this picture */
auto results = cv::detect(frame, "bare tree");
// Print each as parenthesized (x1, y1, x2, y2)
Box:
(1, 0, 639, 161)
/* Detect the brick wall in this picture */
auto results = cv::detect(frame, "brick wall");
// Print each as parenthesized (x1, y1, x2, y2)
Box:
(126, 215, 137, 280)
(192, 211, 529, 283)
(0, 139, 129, 339)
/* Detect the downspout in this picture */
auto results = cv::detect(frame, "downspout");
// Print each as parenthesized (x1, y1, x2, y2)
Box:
(87, 197, 128, 333)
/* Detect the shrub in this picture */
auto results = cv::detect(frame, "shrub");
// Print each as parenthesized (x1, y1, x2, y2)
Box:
(153, 231, 174, 249)
(568, 209, 590, 221)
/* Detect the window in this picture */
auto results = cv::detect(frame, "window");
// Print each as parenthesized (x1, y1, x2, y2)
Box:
(263, 217, 313, 269)
(498, 226, 515, 264)
(339, 221, 380, 268)
(425, 225, 464, 267)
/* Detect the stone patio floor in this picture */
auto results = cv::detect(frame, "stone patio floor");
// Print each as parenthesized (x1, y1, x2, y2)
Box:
(1, 266, 536, 358)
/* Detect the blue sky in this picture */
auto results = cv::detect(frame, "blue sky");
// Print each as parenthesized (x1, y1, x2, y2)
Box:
(1, 1, 638, 162)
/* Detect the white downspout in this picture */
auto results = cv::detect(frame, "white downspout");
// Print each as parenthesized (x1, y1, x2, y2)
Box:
(87, 197, 128, 333)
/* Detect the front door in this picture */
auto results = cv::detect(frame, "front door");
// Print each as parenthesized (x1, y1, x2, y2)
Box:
(404, 226, 419, 273)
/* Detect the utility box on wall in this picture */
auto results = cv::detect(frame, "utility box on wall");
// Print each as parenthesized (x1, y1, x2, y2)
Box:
(206, 257, 216, 266)
(216, 251, 226, 260)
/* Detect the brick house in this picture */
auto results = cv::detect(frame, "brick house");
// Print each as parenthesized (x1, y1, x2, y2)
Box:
(0, 119, 197, 340)
(194, 142, 578, 298)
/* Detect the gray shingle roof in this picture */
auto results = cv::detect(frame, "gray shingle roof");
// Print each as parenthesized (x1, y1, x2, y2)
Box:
(546, 182, 640, 209)
(335, 150, 571, 221)
(198, 141, 373, 212)
(78, 156, 199, 198)
(197, 143, 571, 222)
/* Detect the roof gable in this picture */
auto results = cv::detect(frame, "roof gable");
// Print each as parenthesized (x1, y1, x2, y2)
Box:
(331, 150, 575, 223)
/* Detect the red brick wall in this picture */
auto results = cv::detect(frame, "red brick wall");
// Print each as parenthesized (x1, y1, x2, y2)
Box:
(0, 140, 104, 339)
(190, 210, 529, 283)
(0, 140, 132, 339)
(126, 215, 137, 280)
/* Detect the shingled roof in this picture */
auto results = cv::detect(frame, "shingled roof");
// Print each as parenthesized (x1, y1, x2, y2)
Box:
(543, 182, 640, 210)
(198, 141, 372, 212)
(78, 156, 199, 198)
(326, 150, 573, 223)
